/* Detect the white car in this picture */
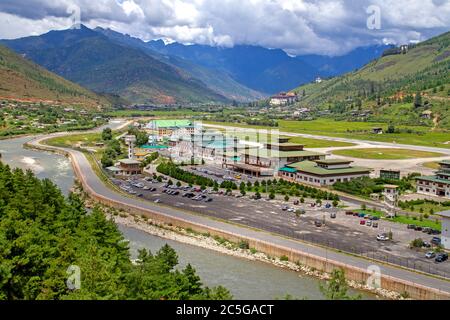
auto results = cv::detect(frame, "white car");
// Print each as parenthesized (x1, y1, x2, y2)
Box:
(287, 208, 295, 212)
(154, 199, 161, 203)
(376, 233, 390, 241)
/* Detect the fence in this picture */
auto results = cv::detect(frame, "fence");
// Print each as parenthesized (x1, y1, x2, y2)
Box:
(259, 223, 449, 279)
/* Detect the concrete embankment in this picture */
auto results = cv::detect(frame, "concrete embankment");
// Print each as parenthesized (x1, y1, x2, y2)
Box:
(27, 138, 450, 300)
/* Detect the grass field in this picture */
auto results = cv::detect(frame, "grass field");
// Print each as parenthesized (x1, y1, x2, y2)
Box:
(106, 109, 206, 118)
(205, 119, 450, 149)
(422, 161, 441, 169)
(46, 133, 102, 148)
(356, 210, 441, 230)
(332, 148, 445, 160)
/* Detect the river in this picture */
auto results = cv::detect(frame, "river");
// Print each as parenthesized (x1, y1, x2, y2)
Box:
(0, 133, 376, 300)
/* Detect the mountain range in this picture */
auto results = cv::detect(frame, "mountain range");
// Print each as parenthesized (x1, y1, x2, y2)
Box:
(0, 44, 110, 107)
(1, 25, 392, 105)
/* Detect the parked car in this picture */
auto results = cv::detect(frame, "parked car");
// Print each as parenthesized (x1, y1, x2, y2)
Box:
(422, 241, 431, 248)
(287, 208, 295, 213)
(407, 224, 416, 230)
(205, 198, 213, 203)
(431, 237, 441, 246)
(282, 206, 289, 211)
(371, 216, 380, 221)
(366, 220, 372, 227)
(352, 212, 359, 217)
(150, 187, 157, 192)
(345, 211, 354, 216)
(422, 227, 432, 234)
(414, 226, 423, 231)
(154, 199, 161, 203)
(360, 220, 366, 225)
(425, 251, 436, 259)
(314, 220, 323, 227)
(330, 212, 337, 219)
(372, 222, 379, 228)
(293, 200, 300, 205)
(435, 253, 448, 263)
(376, 233, 390, 241)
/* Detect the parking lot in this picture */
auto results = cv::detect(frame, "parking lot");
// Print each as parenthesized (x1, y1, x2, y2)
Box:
(112, 176, 450, 277)
(183, 164, 268, 184)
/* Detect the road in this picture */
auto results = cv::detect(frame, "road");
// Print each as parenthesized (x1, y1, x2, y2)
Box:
(26, 129, 450, 297)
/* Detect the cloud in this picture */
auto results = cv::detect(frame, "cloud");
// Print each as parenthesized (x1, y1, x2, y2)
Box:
(0, 0, 449, 55)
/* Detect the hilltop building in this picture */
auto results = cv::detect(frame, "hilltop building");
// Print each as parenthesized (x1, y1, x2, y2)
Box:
(415, 160, 450, 199)
(269, 92, 298, 106)
(278, 159, 371, 186)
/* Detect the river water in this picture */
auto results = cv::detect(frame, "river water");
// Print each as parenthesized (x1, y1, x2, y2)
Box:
(0, 133, 375, 300)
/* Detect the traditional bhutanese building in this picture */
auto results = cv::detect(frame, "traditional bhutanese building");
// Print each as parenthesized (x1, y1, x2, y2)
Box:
(106, 159, 142, 176)
(269, 92, 298, 106)
(145, 119, 195, 140)
(279, 159, 371, 186)
(226, 137, 325, 177)
(416, 160, 450, 199)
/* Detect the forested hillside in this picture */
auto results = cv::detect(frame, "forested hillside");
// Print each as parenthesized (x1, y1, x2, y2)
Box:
(293, 32, 450, 127)
(0, 163, 231, 300)
(0, 45, 110, 108)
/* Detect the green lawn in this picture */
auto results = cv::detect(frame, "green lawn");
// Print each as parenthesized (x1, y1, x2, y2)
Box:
(205, 119, 450, 149)
(46, 133, 103, 148)
(422, 161, 441, 169)
(332, 148, 444, 160)
(106, 109, 205, 118)
(356, 210, 441, 230)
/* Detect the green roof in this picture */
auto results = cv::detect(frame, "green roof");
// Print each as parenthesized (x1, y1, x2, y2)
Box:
(315, 159, 353, 165)
(416, 175, 450, 185)
(151, 119, 192, 128)
(284, 161, 371, 176)
(243, 148, 324, 159)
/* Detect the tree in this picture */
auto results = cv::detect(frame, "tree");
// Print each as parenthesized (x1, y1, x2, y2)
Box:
(101, 154, 114, 168)
(414, 91, 422, 108)
(332, 200, 339, 207)
(284, 195, 290, 202)
(319, 269, 361, 300)
(269, 192, 275, 200)
(102, 127, 113, 141)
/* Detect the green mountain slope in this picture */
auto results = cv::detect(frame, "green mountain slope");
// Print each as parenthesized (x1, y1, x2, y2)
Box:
(2, 26, 228, 105)
(0, 45, 110, 107)
(292, 32, 450, 127)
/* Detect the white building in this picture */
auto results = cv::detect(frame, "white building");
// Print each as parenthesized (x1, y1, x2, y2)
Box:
(437, 210, 450, 250)
(416, 160, 450, 199)
(269, 92, 298, 106)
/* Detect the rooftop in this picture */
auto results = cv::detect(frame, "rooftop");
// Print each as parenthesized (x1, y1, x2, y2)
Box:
(148, 119, 192, 129)
(284, 161, 371, 176)
(416, 175, 450, 185)
(118, 159, 141, 165)
(243, 148, 324, 159)
(315, 159, 353, 165)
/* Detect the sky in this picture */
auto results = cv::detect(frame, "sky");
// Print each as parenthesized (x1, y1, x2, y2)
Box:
(0, 0, 449, 56)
